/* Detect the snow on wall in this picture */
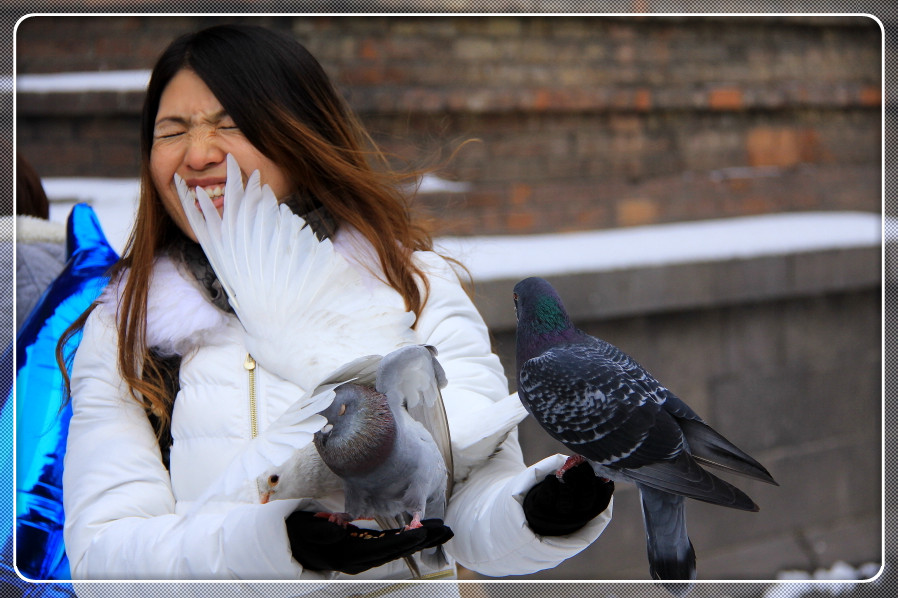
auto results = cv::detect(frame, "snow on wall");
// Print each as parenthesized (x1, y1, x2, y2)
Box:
(41, 177, 882, 283)
(435, 211, 882, 282)
(14, 69, 151, 93)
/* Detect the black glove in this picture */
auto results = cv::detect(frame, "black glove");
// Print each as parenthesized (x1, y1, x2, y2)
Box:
(285, 511, 454, 575)
(523, 460, 614, 536)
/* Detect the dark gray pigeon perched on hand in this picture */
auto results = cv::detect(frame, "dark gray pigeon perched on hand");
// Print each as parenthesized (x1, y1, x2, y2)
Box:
(311, 345, 451, 577)
(513, 277, 777, 592)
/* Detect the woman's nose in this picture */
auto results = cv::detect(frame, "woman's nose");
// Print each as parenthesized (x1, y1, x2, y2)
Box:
(183, 130, 225, 171)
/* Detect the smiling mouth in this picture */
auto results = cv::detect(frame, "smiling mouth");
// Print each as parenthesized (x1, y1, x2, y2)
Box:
(184, 185, 225, 212)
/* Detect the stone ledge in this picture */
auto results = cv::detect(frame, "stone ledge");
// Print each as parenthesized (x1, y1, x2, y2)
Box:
(452, 212, 882, 329)
(473, 246, 881, 330)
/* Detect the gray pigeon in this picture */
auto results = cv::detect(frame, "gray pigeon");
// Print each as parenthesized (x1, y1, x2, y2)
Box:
(513, 277, 777, 590)
(310, 345, 451, 577)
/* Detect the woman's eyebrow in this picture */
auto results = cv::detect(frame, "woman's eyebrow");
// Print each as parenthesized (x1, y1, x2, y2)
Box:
(154, 115, 189, 128)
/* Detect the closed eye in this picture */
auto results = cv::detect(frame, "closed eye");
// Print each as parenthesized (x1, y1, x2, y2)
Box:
(154, 131, 184, 140)
(338, 404, 347, 416)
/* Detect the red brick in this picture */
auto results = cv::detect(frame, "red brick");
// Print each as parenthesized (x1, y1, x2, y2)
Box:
(359, 38, 379, 60)
(506, 211, 536, 232)
(709, 87, 744, 110)
(634, 88, 652, 111)
(746, 127, 801, 168)
(859, 85, 881, 106)
(510, 183, 532, 206)
(617, 198, 659, 227)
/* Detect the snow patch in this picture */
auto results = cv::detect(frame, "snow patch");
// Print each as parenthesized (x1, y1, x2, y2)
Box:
(435, 211, 882, 282)
(43, 177, 140, 253)
(15, 69, 151, 93)
(763, 561, 883, 598)
(41, 177, 882, 280)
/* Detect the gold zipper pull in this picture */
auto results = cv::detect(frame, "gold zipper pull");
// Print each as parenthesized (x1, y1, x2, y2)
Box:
(245, 353, 259, 440)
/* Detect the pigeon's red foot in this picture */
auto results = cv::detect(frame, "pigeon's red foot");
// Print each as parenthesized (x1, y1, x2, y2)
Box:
(315, 511, 354, 527)
(403, 512, 424, 531)
(555, 454, 587, 482)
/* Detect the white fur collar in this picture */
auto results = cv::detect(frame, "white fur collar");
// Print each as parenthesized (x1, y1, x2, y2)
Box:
(98, 255, 233, 357)
(2, 215, 67, 244)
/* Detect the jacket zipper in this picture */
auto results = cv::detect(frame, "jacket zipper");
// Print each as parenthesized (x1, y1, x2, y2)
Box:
(244, 353, 258, 439)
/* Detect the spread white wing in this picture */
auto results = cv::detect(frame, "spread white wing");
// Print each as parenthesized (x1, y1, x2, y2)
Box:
(175, 154, 415, 391)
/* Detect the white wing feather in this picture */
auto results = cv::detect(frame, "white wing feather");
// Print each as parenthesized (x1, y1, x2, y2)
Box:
(175, 154, 415, 391)
(375, 345, 454, 495)
(451, 392, 529, 483)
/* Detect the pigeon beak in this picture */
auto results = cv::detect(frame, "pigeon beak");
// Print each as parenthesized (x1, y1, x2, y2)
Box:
(321, 423, 334, 435)
(260, 492, 271, 504)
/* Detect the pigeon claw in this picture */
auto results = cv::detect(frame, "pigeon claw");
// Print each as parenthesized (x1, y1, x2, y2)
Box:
(315, 511, 355, 527)
(403, 512, 424, 531)
(555, 454, 588, 482)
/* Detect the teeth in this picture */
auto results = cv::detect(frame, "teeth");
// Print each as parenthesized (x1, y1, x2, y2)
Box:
(191, 185, 224, 200)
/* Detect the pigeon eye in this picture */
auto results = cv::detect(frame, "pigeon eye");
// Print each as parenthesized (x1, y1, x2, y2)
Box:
(338, 403, 347, 416)
(268, 474, 279, 486)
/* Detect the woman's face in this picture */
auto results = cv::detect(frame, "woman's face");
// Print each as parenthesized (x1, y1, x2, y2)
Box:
(150, 68, 294, 241)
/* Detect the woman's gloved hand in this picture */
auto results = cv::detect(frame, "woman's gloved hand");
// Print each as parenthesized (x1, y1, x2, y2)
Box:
(285, 511, 453, 575)
(522, 459, 614, 536)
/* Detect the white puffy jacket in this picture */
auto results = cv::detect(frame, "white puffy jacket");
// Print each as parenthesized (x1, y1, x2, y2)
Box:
(62, 236, 611, 584)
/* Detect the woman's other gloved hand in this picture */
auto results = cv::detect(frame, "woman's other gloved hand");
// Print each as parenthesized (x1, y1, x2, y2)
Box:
(522, 459, 614, 536)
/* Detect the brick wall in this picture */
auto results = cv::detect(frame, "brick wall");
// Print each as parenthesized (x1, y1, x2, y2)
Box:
(15, 15, 882, 236)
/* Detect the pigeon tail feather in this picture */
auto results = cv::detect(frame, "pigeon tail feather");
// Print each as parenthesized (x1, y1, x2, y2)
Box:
(622, 454, 759, 512)
(639, 484, 696, 589)
(678, 419, 778, 486)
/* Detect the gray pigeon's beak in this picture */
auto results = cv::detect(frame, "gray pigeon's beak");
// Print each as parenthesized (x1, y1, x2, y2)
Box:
(314, 423, 334, 447)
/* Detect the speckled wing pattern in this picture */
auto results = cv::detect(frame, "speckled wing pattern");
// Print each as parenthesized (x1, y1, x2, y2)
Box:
(519, 338, 762, 510)
(519, 339, 684, 470)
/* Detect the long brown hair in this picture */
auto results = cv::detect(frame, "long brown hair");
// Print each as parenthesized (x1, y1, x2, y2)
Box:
(59, 24, 443, 436)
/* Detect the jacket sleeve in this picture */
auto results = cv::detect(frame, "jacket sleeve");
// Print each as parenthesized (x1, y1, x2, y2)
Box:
(62, 307, 326, 580)
(413, 252, 612, 577)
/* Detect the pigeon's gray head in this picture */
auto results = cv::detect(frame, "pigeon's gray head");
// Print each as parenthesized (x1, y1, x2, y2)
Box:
(313, 383, 397, 477)
(513, 277, 574, 335)
(513, 277, 578, 368)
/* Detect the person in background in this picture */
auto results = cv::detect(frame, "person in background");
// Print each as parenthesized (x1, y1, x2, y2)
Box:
(9, 153, 67, 334)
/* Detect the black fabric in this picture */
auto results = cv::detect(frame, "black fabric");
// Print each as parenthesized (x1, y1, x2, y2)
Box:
(285, 511, 453, 575)
(522, 460, 614, 536)
(143, 349, 182, 471)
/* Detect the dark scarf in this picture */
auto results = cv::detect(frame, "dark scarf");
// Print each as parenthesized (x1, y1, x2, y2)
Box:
(147, 197, 336, 468)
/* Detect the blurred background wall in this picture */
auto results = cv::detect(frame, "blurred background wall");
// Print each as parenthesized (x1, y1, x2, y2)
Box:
(15, 15, 883, 583)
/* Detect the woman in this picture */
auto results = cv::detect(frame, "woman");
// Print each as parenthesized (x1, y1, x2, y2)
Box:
(60, 24, 613, 583)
